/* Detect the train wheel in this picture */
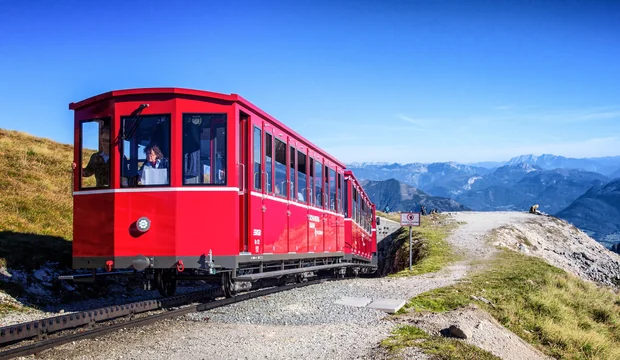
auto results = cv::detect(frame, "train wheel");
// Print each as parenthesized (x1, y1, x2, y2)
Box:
(155, 269, 177, 297)
(222, 272, 236, 298)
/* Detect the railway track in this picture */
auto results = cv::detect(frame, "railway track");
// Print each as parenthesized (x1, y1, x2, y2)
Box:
(0, 278, 332, 360)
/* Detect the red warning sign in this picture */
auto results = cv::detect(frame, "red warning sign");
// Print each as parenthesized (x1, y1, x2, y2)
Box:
(400, 212, 421, 226)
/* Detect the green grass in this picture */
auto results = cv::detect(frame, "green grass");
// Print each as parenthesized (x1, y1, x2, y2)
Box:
(0, 302, 21, 315)
(401, 250, 620, 360)
(381, 325, 500, 359)
(389, 214, 459, 277)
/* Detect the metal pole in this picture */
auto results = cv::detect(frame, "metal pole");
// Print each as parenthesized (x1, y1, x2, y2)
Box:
(409, 226, 413, 271)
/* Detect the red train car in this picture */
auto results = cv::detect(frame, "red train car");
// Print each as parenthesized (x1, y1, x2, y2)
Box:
(69, 88, 377, 296)
(343, 170, 377, 269)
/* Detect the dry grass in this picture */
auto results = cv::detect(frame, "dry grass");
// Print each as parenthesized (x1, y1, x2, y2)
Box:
(381, 325, 500, 359)
(390, 214, 459, 277)
(402, 250, 620, 360)
(0, 129, 76, 270)
(0, 129, 75, 238)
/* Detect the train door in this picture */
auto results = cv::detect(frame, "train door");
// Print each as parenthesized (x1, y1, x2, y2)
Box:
(308, 153, 324, 253)
(325, 165, 337, 253)
(288, 143, 296, 253)
(249, 122, 264, 254)
(238, 112, 249, 253)
(337, 170, 345, 252)
(290, 146, 308, 253)
(262, 125, 274, 253)
(269, 126, 289, 254)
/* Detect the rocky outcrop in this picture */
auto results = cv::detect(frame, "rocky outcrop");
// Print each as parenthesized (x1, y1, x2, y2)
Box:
(491, 215, 620, 288)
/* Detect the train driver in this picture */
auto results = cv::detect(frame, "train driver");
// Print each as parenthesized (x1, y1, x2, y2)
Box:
(139, 144, 169, 185)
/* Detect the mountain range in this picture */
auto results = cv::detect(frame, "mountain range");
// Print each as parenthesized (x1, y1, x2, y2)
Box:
(556, 179, 620, 249)
(350, 154, 620, 249)
(359, 179, 470, 213)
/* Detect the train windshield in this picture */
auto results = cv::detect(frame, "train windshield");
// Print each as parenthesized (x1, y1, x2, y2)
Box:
(120, 115, 171, 187)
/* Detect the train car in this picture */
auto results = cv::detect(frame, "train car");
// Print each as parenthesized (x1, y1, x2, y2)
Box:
(343, 170, 378, 273)
(69, 87, 377, 297)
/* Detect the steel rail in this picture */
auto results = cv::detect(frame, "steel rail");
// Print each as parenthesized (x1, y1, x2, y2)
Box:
(0, 278, 330, 360)
(0, 288, 221, 347)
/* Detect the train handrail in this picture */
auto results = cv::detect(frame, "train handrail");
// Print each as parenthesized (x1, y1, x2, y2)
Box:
(238, 163, 245, 192)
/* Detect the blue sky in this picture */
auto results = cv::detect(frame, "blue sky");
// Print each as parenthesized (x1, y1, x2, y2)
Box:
(0, 0, 618, 164)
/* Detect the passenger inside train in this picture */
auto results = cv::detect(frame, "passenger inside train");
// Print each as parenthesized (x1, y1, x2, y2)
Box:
(73, 120, 111, 188)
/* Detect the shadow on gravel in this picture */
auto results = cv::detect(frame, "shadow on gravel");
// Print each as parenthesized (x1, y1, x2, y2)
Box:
(0, 231, 164, 312)
(0, 231, 72, 271)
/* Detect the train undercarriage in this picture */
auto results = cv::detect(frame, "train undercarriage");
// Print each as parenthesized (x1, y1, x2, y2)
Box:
(61, 256, 377, 298)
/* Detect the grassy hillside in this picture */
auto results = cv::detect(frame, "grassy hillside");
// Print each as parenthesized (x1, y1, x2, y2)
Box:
(376, 211, 458, 277)
(0, 129, 75, 270)
(402, 250, 620, 359)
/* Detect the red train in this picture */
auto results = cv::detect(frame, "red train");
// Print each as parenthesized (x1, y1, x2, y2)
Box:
(69, 88, 377, 297)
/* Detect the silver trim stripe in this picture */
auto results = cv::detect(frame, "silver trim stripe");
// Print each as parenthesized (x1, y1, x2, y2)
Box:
(343, 219, 373, 237)
(75, 188, 351, 220)
(250, 191, 345, 218)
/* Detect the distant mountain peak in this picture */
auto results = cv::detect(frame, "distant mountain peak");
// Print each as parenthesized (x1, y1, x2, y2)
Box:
(505, 153, 620, 175)
(346, 161, 392, 168)
(508, 162, 540, 172)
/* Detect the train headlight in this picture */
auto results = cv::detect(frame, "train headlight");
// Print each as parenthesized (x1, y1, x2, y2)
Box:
(136, 217, 151, 232)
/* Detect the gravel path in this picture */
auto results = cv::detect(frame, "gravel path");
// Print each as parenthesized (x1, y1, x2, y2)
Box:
(19, 212, 529, 360)
(445, 211, 531, 261)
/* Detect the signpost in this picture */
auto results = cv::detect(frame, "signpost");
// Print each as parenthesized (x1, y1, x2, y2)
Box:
(400, 212, 421, 270)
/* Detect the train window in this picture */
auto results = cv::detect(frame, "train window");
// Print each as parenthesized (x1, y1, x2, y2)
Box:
(362, 201, 368, 231)
(297, 150, 307, 203)
(314, 159, 323, 207)
(368, 203, 372, 232)
(356, 190, 360, 225)
(365, 202, 369, 232)
(289, 146, 296, 200)
(120, 114, 171, 187)
(353, 188, 357, 223)
(182, 114, 227, 185)
(329, 169, 336, 211)
(361, 200, 364, 228)
(79, 118, 111, 189)
(309, 157, 314, 204)
(253, 127, 261, 190)
(359, 193, 362, 226)
(337, 173, 342, 214)
(324, 165, 329, 209)
(344, 178, 349, 217)
(358, 194, 362, 225)
(274, 138, 286, 198)
(265, 133, 273, 194)
(351, 187, 355, 220)
(365, 205, 368, 232)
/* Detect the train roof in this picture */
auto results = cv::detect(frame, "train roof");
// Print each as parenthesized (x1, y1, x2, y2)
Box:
(69, 87, 345, 168)
(344, 170, 372, 204)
